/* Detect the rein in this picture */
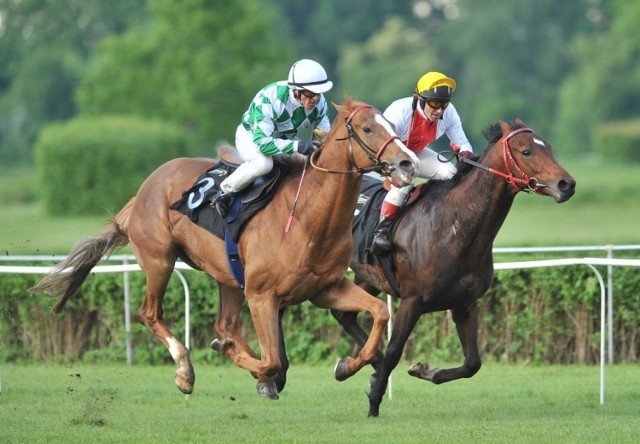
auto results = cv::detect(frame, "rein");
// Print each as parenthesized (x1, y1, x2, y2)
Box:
(310, 104, 399, 175)
(460, 127, 548, 193)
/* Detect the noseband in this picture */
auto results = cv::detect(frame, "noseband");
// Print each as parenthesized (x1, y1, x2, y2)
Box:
(310, 104, 399, 175)
(461, 127, 547, 194)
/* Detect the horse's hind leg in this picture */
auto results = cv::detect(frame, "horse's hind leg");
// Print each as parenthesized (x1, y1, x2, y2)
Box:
(410, 302, 482, 384)
(136, 256, 195, 394)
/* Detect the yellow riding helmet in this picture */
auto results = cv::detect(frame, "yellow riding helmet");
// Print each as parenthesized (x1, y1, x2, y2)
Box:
(416, 72, 457, 101)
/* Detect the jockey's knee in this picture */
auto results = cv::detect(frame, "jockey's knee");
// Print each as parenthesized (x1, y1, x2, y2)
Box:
(247, 155, 273, 176)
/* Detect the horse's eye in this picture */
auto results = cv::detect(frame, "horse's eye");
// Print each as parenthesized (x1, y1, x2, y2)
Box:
(522, 149, 532, 157)
(363, 127, 373, 135)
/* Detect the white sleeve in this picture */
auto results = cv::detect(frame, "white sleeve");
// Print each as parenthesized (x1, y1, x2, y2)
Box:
(383, 98, 413, 141)
(442, 104, 473, 153)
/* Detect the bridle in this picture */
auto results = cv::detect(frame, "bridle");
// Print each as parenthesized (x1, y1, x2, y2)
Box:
(460, 127, 548, 194)
(309, 104, 399, 175)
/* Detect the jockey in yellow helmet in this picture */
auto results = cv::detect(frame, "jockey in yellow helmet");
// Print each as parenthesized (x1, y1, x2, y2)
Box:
(370, 71, 474, 254)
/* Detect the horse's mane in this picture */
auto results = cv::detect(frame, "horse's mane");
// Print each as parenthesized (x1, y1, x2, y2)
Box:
(482, 117, 527, 145)
(333, 96, 374, 118)
(455, 117, 528, 177)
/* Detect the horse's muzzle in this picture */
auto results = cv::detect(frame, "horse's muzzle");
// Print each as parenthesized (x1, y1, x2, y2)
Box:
(552, 176, 576, 203)
(388, 160, 416, 188)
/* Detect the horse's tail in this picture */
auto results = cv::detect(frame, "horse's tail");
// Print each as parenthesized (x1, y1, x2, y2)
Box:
(28, 197, 136, 314)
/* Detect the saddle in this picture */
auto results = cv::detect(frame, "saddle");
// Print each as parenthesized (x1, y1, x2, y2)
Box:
(351, 176, 429, 296)
(169, 148, 291, 243)
(352, 177, 427, 264)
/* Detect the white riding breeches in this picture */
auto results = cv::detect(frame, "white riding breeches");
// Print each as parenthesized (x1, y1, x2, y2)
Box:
(384, 147, 457, 205)
(220, 125, 274, 194)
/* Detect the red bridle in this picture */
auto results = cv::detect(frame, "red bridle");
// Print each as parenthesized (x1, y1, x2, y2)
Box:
(460, 127, 545, 193)
(311, 104, 400, 175)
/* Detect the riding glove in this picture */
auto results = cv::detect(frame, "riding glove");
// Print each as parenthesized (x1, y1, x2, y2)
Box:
(297, 141, 321, 156)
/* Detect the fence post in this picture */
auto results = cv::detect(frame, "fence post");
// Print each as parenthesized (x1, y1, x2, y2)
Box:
(606, 245, 614, 364)
(123, 256, 132, 366)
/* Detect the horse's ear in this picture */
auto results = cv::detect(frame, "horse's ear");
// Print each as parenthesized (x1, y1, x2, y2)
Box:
(333, 102, 347, 116)
(514, 115, 525, 126)
(499, 119, 514, 135)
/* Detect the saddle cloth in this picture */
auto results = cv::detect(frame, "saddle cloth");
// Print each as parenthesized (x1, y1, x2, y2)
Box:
(169, 160, 291, 243)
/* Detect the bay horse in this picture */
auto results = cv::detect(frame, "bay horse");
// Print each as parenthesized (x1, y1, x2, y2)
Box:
(330, 117, 576, 416)
(29, 97, 418, 400)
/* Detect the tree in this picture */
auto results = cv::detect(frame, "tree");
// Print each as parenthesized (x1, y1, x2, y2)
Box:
(335, 16, 439, 110)
(438, 0, 601, 149)
(555, 0, 640, 156)
(0, 0, 146, 164)
(76, 0, 293, 152)
(266, 1, 415, 61)
(330, 0, 603, 151)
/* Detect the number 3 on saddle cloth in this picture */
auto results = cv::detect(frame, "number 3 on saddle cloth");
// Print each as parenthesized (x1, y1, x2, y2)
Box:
(169, 147, 291, 288)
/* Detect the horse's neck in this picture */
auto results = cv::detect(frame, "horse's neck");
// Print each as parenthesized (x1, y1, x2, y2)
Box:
(305, 156, 363, 233)
(439, 149, 517, 249)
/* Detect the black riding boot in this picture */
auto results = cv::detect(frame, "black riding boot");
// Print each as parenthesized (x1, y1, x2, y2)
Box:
(212, 191, 236, 218)
(369, 216, 394, 255)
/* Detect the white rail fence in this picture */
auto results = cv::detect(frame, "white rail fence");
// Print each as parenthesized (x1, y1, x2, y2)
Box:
(1, 244, 640, 405)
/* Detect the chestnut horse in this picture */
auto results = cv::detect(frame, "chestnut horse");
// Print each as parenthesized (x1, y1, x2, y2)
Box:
(330, 117, 576, 416)
(29, 97, 417, 400)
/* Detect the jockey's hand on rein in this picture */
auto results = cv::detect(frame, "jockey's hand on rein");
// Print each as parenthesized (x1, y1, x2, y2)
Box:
(297, 141, 321, 156)
(313, 128, 327, 142)
(450, 142, 472, 161)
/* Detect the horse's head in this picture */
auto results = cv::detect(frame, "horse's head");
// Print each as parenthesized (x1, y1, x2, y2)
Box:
(482, 117, 576, 203)
(324, 97, 416, 187)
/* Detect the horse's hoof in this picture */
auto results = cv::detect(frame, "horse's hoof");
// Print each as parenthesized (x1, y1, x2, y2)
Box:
(367, 398, 381, 417)
(175, 369, 195, 394)
(408, 362, 439, 381)
(256, 381, 279, 400)
(210, 337, 233, 354)
(334, 357, 350, 381)
(273, 372, 287, 393)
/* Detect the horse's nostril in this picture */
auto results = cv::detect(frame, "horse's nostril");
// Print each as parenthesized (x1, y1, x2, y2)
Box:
(400, 160, 415, 174)
(559, 178, 576, 193)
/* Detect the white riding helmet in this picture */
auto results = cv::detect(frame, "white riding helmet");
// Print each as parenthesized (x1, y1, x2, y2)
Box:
(287, 59, 333, 94)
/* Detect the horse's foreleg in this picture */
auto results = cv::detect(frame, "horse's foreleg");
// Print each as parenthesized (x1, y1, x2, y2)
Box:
(330, 309, 384, 381)
(313, 279, 389, 382)
(212, 284, 257, 364)
(273, 308, 290, 393)
(367, 297, 422, 417)
(211, 283, 282, 395)
(408, 302, 481, 384)
(214, 293, 283, 399)
(137, 262, 195, 394)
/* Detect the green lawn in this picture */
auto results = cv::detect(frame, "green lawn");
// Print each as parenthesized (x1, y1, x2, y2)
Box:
(0, 363, 638, 443)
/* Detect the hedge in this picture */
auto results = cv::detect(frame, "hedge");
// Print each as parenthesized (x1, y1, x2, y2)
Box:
(34, 115, 194, 216)
(594, 120, 640, 163)
(1, 261, 638, 366)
